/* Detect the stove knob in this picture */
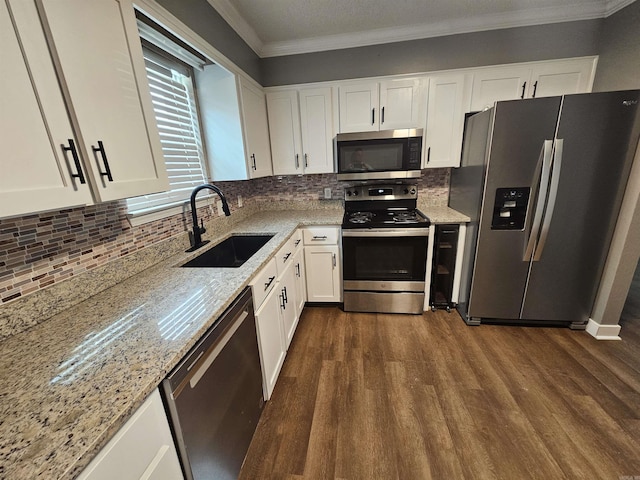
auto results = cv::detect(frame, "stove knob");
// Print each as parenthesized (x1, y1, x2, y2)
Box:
(353, 191, 359, 196)
(403, 188, 409, 194)
(346, 190, 352, 196)
(410, 188, 417, 195)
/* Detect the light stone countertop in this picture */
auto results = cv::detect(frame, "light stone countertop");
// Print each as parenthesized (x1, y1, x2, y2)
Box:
(0, 205, 468, 479)
(420, 204, 471, 224)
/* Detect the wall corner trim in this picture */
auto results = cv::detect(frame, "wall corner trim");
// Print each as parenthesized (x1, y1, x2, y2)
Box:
(585, 318, 622, 340)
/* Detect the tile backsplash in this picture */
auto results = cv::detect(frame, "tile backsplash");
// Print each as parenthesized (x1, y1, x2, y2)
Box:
(0, 170, 449, 306)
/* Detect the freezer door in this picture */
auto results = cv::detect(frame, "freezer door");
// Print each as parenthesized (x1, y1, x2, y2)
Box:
(521, 91, 640, 323)
(468, 97, 562, 320)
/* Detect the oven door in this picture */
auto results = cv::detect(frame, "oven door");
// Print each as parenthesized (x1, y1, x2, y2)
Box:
(342, 229, 429, 291)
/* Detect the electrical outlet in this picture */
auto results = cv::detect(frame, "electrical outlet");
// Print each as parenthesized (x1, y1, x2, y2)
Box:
(216, 200, 224, 216)
(323, 187, 332, 199)
(238, 195, 243, 207)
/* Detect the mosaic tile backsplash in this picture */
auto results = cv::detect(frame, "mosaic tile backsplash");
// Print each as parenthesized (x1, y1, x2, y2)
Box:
(0, 170, 449, 306)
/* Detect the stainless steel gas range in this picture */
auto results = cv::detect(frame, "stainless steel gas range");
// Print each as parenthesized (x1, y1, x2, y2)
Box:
(341, 183, 431, 314)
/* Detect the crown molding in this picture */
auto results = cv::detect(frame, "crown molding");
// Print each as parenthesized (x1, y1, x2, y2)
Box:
(205, 0, 634, 59)
(205, 0, 264, 56)
(261, 2, 607, 57)
(605, 0, 637, 15)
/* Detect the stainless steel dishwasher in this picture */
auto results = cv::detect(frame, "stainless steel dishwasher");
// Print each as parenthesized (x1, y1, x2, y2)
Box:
(162, 287, 264, 480)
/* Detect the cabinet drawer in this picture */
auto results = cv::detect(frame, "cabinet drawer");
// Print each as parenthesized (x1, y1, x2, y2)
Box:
(275, 237, 297, 276)
(303, 226, 339, 245)
(250, 258, 278, 308)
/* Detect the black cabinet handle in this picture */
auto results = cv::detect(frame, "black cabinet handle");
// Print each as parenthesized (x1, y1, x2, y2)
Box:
(295, 263, 300, 277)
(295, 154, 299, 169)
(532, 81, 538, 98)
(372, 108, 375, 125)
(62, 139, 86, 184)
(304, 153, 308, 168)
(279, 293, 286, 309)
(294, 239, 301, 246)
(251, 154, 257, 170)
(264, 276, 275, 291)
(427, 146, 431, 164)
(520, 82, 527, 99)
(283, 252, 292, 262)
(283, 286, 288, 304)
(92, 141, 113, 182)
(381, 106, 385, 124)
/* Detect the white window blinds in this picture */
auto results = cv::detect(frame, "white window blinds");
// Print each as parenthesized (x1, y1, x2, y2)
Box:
(126, 48, 208, 215)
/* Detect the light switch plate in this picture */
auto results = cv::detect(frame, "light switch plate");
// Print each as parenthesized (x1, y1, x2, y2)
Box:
(323, 187, 332, 199)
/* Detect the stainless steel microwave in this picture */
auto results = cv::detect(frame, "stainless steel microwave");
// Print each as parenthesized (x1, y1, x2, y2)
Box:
(336, 128, 423, 181)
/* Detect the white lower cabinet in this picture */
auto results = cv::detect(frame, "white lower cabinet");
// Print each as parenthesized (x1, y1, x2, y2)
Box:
(303, 226, 341, 303)
(251, 229, 306, 400)
(78, 389, 182, 480)
(293, 248, 307, 316)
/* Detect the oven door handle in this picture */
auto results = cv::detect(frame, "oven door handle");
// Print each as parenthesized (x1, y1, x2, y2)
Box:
(342, 229, 429, 237)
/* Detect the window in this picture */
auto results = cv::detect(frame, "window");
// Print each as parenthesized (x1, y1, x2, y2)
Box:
(126, 17, 210, 217)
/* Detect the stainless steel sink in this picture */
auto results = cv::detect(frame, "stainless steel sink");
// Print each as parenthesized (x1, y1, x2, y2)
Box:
(181, 234, 274, 268)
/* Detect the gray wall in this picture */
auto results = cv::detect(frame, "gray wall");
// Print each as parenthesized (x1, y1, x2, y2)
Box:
(156, 0, 261, 82)
(593, 0, 640, 91)
(261, 20, 602, 86)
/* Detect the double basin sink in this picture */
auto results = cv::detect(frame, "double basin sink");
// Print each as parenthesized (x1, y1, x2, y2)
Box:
(181, 234, 274, 268)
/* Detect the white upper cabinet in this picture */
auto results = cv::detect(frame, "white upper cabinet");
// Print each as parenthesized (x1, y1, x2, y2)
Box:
(339, 79, 425, 133)
(528, 58, 596, 98)
(1, 0, 168, 218)
(36, 0, 168, 202)
(198, 68, 273, 181)
(239, 78, 273, 179)
(338, 82, 380, 132)
(470, 65, 532, 111)
(424, 74, 472, 168)
(267, 87, 334, 175)
(470, 57, 597, 111)
(1, 0, 93, 218)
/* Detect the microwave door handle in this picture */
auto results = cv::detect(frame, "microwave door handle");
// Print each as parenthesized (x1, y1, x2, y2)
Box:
(523, 140, 553, 261)
(533, 139, 563, 261)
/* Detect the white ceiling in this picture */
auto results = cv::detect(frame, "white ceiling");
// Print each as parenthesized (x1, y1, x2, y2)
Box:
(206, 0, 635, 57)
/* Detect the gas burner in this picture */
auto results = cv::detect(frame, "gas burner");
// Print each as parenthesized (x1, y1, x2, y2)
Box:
(348, 211, 375, 224)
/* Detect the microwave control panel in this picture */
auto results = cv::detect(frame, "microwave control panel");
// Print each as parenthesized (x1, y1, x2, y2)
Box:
(408, 138, 422, 169)
(491, 187, 530, 230)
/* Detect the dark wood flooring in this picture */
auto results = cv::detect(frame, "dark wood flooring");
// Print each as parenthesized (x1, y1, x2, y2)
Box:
(240, 306, 640, 480)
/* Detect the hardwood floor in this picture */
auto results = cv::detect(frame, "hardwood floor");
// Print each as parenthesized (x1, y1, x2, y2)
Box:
(240, 307, 640, 480)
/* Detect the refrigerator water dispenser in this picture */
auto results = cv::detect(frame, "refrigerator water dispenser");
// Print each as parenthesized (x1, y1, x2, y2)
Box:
(491, 187, 530, 230)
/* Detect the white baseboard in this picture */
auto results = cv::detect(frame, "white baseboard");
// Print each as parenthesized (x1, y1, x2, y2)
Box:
(585, 319, 622, 340)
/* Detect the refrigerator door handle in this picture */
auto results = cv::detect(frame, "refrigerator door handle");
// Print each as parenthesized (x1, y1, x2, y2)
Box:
(523, 140, 554, 261)
(533, 139, 563, 261)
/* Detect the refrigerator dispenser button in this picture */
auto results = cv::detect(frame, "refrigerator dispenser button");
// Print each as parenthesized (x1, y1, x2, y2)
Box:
(491, 187, 530, 230)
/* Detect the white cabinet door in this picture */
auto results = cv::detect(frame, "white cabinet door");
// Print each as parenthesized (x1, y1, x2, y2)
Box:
(293, 248, 307, 317)
(299, 87, 335, 174)
(254, 284, 286, 401)
(77, 389, 183, 480)
(528, 58, 596, 98)
(279, 261, 299, 350)
(267, 90, 302, 175)
(240, 78, 273, 179)
(470, 66, 532, 111)
(36, 0, 168, 202)
(1, 0, 94, 218)
(304, 245, 341, 302)
(425, 74, 471, 168)
(339, 83, 379, 133)
(379, 78, 425, 130)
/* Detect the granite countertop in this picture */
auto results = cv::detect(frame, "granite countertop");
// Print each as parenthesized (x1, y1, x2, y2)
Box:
(420, 204, 471, 224)
(0, 205, 468, 479)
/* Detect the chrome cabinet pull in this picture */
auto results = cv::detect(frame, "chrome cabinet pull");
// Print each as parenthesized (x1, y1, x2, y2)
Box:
(332, 253, 336, 268)
(295, 263, 300, 277)
(251, 154, 257, 170)
(312, 235, 327, 241)
(92, 141, 113, 181)
(62, 139, 86, 184)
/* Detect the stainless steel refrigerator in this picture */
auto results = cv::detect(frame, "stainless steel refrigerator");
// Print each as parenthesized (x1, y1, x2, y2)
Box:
(450, 91, 640, 328)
